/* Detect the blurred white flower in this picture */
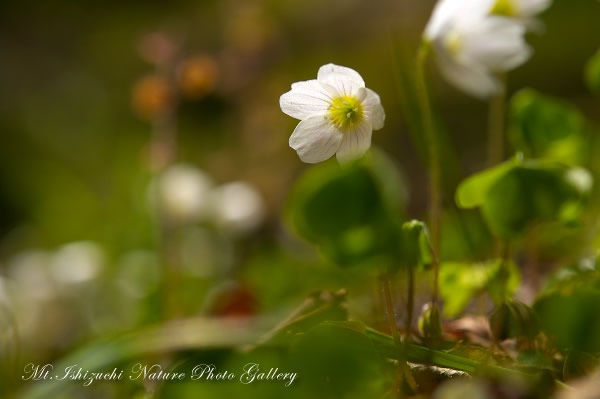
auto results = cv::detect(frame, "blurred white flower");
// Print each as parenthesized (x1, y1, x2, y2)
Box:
(280, 63, 385, 163)
(424, 0, 531, 98)
(490, 0, 552, 19)
(154, 164, 214, 222)
(490, 0, 552, 32)
(6, 250, 56, 300)
(50, 241, 105, 285)
(211, 182, 265, 236)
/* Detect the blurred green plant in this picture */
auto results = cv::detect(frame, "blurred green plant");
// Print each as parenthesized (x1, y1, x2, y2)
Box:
(456, 157, 592, 240)
(509, 89, 591, 166)
(439, 259, 521, 317)
(585, 49, 600, 96)
(285, 151, 407, 267)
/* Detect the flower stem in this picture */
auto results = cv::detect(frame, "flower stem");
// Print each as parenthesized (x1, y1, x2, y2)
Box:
(487, 74, 507, 167)
(416, 42, 442, 305)
(405, 266, 414, 344)
(380, 274, 418, 395)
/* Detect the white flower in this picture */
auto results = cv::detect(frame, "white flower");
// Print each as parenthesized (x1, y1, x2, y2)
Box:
(210, 182, 265, 235)
(154, 164, 214, 222)
(50, 241, 105, 285)
(424, 0, 532, 98)
(280, 63, 385, 163)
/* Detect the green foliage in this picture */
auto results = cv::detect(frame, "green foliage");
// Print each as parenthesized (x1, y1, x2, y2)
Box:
(289, 323, 387, 397)
(456, 158, 592, 239)
(401, 220, 433, 270)
(418, 302, 443, 339)
(509, 89, 590, 165)
(489, 300, 539, 342)
(439, 259, 521, 317)
(535, 289, 600, 353)
(585, 49, 600, 96)
(286, 152, 406, 267)
(542, 255, 600, 294)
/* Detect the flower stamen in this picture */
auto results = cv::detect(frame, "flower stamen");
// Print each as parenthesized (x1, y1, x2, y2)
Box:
(491, 0, 518, 17)
(329, 95, 364, 130)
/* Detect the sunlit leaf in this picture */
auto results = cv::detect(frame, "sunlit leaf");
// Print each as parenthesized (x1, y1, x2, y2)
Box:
(456, 159, 593, 239)
(509, 89, 590, 165)
(440, 259, 521, 317)
(456, 158, 517, 209)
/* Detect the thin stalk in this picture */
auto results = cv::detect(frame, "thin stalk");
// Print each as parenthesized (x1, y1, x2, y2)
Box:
(405, 266, 414, 343)
(487, 74, 507, 167)
(151, 65, 181, 320)
(415, 42, 442, 305)
(380, 274, 418, 395)
(498, 240, 512, 299)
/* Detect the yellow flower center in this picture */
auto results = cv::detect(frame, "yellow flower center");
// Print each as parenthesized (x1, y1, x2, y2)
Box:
(491, 0, 517, 17)
(328, 95, 364, 130)
(444, 30, 463, 57)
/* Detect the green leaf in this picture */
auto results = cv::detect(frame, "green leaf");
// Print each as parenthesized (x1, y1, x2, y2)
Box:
(516, 351, 555, 372)
(20, 317, 271, 399)
(535, 289, 600, 353)
(456, 159, 593, 239)
(358, 323, 533, 379)
(286, 153, 406, 266)
(289, 323, 386, 397)
(440, 259, 521, 317)
(541, 255, 600, 294)
(456, 158, 518, 209)
(509, 89, 590, 165)
(585, 49, 600, 96)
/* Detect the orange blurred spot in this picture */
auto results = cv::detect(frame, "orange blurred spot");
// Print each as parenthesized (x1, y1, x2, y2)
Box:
(131, 74, 173, 121)
(177, 55, 219, 100)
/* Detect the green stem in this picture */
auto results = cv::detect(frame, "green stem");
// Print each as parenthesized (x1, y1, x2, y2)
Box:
(380, 274, 418, 395)
(498, 240, 512, 299)
(416, 42, 442, 305)
(405, 266, 414, 343)
(487, 74, 507, 167)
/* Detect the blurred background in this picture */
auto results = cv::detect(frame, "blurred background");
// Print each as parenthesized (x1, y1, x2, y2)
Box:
(0, 0, 599, 397)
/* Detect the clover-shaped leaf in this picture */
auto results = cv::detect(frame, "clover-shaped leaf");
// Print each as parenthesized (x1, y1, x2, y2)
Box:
(440, 259, 521, 317)
(509, 89, 590, 165)
(286, 152, 406, 266)
(456, 158, 592, 240)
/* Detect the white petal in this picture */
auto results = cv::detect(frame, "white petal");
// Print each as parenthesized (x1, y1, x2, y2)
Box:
(336, 121, 373, 163)
(515, 0, 552, 17)
(317, 63, 365, 88)
(289, 114, 344, 163)
(459, 16, 531, 71)
(425, 0, 495, 40)
(363, 88, 385, 130)
(433, 40, 500, 98)
(280, 80, 338, 120)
